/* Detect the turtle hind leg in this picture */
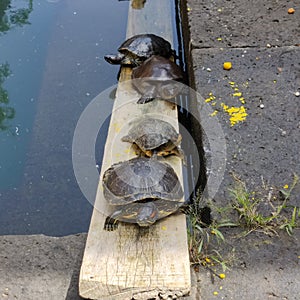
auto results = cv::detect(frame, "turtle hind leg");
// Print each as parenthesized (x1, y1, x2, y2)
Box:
(172, 147, 187, 165)
(104, 216, 119, 231)
(157, 144, 187, 165)
(161, 142, 186, 165)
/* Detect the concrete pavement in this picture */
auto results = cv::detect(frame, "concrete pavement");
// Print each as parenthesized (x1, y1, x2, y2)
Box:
(184, 0, 300, 299)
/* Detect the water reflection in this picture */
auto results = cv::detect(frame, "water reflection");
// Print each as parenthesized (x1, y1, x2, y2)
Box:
(0, 62, 15, 131)
(0, 0, 129, 235)
(0, 0, 33, 33)
(0, 0, 33, 130)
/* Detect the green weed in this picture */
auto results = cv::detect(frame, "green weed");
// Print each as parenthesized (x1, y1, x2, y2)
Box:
(187, 174, 299, 271)
(230, 173, 299, 236)
(187, 191, 236, 271)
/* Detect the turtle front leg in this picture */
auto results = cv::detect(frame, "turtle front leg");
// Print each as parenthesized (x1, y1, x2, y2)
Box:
(137, 86, 156, 104)
(103, 209, 124, 231)
(137, 95, 155, 104)
(104, 216, 119, 231)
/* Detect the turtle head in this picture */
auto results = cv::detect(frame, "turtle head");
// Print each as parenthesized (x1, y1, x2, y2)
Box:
(104, 53, 125, 65)
(136, 202, 159, 227)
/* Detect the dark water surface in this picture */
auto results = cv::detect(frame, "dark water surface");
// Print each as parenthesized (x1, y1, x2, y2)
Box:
(0, 0, 184, 236)
(0, 0, 128, 236)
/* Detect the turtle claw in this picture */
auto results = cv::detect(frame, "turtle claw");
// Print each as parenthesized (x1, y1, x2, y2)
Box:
(137, 96, 155, 104)
(104, 217, 119, 231)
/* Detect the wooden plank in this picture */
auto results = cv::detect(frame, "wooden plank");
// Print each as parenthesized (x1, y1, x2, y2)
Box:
(79, 1, 191, 299)
(127, 0, 173, 38)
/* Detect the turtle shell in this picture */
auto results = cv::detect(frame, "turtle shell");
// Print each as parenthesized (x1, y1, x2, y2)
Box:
(102, 157, 183, 205)
(119, 34, 172, 60)
(104, 34, 173, 66)
(131, 56, 184, 103)
(122, 118, 182, 156)
(132, 55, 183, 81)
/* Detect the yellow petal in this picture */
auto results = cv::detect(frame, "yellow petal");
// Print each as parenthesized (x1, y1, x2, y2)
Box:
(233, 92, 242, 97)
(223, 62, 232, 70)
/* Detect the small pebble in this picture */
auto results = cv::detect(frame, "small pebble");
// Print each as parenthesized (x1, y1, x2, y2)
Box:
(259, 104, 264, 109)
(295, 91, 300, 97)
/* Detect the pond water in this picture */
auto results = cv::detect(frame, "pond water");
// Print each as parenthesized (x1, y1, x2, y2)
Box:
(0, 0, 128, 236)
(0, 0, 183, 236)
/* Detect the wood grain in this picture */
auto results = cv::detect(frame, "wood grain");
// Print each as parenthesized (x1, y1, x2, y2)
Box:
(79, 1, 190, 299)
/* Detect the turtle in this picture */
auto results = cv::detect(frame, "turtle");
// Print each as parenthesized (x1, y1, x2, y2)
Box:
(121, 117, 184, 160)
(131, 0, 146, 9)
(104, 34, 173, 67)
(102, 157, 184, 230)
(131, 55, 184, 104)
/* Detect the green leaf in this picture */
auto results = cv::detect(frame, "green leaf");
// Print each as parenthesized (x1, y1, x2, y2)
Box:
(198, 239, 203, 254)
(217, 222, 238, 227)
(212, 228, 225, 241)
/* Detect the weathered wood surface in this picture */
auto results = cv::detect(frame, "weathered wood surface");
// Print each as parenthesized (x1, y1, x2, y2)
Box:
(79, 1, 190, 299)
